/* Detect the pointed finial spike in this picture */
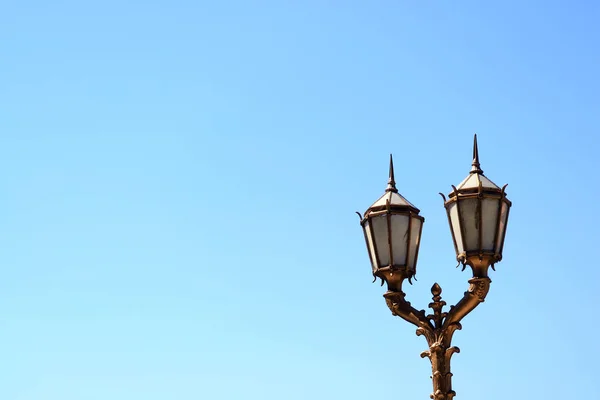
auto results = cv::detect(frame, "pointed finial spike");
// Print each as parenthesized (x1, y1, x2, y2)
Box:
(386, 154, 398, 192)
(470, 134, 484, 174)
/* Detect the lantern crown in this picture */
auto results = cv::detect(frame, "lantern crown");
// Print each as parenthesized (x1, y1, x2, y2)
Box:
(386, 153, 398, 193)
(470, 133, 483, 174)
(450, 134, 501, 196)
(366, 155, 420, 216)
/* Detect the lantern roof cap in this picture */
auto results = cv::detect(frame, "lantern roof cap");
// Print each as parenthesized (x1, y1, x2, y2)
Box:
(367, 155, 420, 213)
(369, 190, 419, 211)
(453, 134, 500, 192)
(455, 172, 500, 191)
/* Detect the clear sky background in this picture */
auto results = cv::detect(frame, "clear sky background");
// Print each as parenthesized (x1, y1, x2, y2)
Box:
(1, 1, 599, 399)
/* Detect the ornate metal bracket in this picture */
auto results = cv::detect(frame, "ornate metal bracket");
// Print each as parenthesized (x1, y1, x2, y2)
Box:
(384, 274, 491, 400)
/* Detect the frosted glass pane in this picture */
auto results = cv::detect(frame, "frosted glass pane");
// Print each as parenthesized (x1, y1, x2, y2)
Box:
(364, 222, 377, 271)
(371, 215, 390, 267)
(481, 198, 500, 251)
(457, 174, 478, 190)
(479, 175, 500, 189)
(370, 192, 418, 209)
(390, 214, 409, 266)
(389, 192, 417, 208)
(407, 217, 422, 271)
(496, 201, 509, 254)
(459, 198, 479, 251)
(448, 202, 464, 254)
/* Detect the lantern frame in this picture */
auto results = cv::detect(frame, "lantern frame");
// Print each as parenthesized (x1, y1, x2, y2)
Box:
(441, 135, 512, 273)
(359, 156, 424, 288)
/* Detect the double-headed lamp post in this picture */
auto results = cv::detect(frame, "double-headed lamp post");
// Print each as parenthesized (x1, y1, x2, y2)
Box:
(357, 135, 511, 400)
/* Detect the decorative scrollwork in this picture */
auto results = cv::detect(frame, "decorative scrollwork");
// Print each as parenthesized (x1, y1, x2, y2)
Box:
(427, 283, 447, 329)
(416, 326, 435, 344)
(383, 268, 493, 400)
(445, 346, 460, 362)
(384, 296, 398, 316)
(469, 277, 490, 300)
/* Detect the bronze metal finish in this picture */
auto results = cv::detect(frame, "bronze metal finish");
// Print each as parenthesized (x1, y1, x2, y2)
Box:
(386, 154, 399, 193)
(442, 135, 512, 269)
(359, 155, 424, 284)
(358, 135, 511, 399)
(470, 134, 483, 175)
(383, 263, 491, 400)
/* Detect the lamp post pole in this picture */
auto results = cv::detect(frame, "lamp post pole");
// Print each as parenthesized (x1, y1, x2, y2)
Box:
(358, 135, 511, 400)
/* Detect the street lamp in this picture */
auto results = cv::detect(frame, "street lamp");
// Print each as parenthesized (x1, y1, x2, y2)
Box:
(358, 135, 511, 400)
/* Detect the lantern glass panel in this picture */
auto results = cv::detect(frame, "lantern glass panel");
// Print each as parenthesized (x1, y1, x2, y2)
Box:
(496, 201, 509, 254)
(481, 198, 501, 251)
(371, 215, 390, 267)
(390, 214, 409, 265)
(448, 202, 464, 254)
(459, 198, 479, 251)
(364, 221, 377, 271)
(407, 216, 422, 270)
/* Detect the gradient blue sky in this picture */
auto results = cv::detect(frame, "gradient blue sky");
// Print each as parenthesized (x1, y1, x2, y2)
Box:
(1, 1, 598, 399)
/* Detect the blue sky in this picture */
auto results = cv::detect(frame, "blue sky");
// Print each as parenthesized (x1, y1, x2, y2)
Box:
(1, 1, 598, 399)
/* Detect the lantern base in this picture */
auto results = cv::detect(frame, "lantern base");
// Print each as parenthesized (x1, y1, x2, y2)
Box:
(374, 266, 415, 292)
(463, 254, 498, 278)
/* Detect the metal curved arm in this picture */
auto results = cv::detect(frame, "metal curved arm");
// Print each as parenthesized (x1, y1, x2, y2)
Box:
(384, 291, 434, 332)
(382, 270, 493, 400)
(443, 276, 491, 330)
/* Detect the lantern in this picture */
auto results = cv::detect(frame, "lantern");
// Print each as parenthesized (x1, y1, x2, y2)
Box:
(359, 156, 424, 290)
(442, 135, 512, 273)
